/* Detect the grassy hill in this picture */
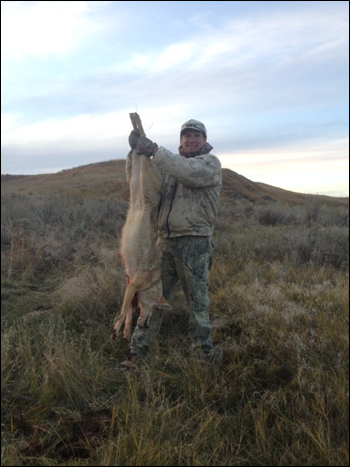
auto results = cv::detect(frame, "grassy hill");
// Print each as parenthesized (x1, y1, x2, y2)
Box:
(2, 159, 349, 207)
(1, 160, 349, 465)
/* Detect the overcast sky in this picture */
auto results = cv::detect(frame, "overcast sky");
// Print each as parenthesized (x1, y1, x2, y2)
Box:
(1, 1, 349, 196)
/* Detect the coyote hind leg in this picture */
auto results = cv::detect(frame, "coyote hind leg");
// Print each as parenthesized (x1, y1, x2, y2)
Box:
(111, 284, 136, 340)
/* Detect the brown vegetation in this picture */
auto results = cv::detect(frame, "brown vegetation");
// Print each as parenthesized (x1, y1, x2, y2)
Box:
(1, 161, 349, 466)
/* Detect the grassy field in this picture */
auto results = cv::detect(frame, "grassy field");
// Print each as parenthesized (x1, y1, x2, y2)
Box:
(1, 161, 349, 465)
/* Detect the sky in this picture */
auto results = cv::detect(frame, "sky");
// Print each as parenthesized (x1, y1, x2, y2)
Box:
(1, 1, 349, 197)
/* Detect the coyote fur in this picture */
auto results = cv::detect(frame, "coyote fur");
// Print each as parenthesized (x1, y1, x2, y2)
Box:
(111, 113, 170, 341)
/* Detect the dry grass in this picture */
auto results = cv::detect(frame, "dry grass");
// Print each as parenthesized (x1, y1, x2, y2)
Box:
(1, 162, 349, 465)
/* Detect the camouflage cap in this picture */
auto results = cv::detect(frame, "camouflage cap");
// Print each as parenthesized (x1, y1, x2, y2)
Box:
(180, 119, 207, 138)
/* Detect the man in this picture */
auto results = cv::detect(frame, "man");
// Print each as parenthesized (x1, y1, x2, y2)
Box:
(123, 119, 222, 366)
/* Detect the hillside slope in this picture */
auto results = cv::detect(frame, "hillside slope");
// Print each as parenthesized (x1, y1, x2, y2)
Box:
(2, 159, 348, 207)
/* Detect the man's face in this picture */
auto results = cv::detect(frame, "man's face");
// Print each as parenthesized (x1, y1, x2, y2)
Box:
(180, 130, 206, 152)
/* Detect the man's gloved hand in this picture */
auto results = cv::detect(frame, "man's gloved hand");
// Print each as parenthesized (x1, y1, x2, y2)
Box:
(135, 137, 158, 158)
(128, 129, 140, 149)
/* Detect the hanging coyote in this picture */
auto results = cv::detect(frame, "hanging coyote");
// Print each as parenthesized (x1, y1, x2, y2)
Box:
(111, 113, 170, 341)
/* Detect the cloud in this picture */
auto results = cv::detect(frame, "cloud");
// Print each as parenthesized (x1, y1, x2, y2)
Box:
(2, 111, 127, 146)
(126, 42, 196, 73)
(220, 137, 349, 196)
(119, 6, 348, 75)
(1, 104, 186, 144)
(1, 1, 348, 197)
(0, 105, 187, 174)
(1, 1, 105, 60)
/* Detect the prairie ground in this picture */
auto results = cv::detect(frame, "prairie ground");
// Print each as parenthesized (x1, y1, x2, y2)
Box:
(1, 163, 349, 465)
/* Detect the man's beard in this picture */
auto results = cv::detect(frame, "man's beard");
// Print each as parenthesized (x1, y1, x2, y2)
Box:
(178, 142, 213, 158)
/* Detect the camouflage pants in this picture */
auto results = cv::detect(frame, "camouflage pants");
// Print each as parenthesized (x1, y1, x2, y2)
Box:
(130, 236, 213, 361)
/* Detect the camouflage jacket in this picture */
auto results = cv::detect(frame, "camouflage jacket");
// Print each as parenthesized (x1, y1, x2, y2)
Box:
(154, 147, 221, 238)
(126, 146, 222, 238)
